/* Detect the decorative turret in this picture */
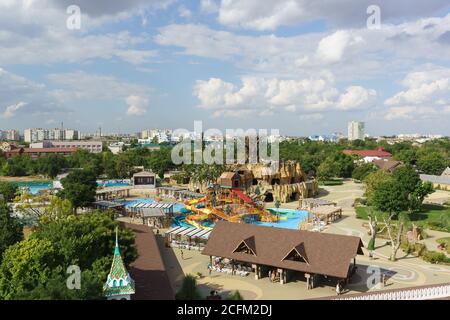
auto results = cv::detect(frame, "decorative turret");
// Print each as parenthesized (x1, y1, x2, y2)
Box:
(103, 227, 135, 300)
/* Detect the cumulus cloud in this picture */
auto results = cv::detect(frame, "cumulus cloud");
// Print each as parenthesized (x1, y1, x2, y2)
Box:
(317, 31, 352, 63)
(126, 95, 149, 116)
(155, 14, 450, 79)
(0, 1, 159, 65)
(193, 76, 376, 117)
(0, 68, 69, 118)
(215, 0, 450, 30)
(337, 86, 377, 110)
(384, 65, 450, 120)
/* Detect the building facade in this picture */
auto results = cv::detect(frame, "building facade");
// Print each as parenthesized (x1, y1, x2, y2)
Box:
(347, 121, 365, 141)
(24, 128, 80, 143)
(30, 140, 102, 153)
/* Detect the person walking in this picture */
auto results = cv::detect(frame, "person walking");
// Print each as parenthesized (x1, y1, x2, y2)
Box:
(336, 282, 341, 295)
(180, 249, 184, 260)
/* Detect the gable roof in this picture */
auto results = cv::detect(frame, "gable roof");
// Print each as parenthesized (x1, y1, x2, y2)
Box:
(233, 236, 257, 256)
(133, 171, 156, 177)
(372, 159, 402, 172)
(202, 221, 364, 278)
(220, 172, 239, 180)
(282, 242, 309, 264)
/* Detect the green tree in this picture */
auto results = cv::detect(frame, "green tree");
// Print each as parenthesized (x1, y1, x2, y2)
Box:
(0, 200, 23, 263)
(372, 180, 409, 216)
(0, 182, 19, 202)
(316, 158, 336, 181)
(0, 238, 59, 299)
(58, 169, 98, 210)
(175, 274, 202, 300)
(417, 151, 447, 175)
(35, 154, 67, 178)
(352, 163, 377, 181)
(372, 180, 409, 261)
(364, 170, 393, 205)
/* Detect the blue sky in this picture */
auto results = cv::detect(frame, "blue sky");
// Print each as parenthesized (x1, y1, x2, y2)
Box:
(1, 0, 450, 136)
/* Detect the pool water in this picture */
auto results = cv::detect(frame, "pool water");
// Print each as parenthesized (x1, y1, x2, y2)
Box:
(16, 182, 53, 195)
(97, 180, 131, 188)
(255, 208, 309, 229)
(171, 207, 309, 230)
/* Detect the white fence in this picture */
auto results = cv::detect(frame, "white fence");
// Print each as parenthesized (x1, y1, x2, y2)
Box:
(334, 283, 450, 300)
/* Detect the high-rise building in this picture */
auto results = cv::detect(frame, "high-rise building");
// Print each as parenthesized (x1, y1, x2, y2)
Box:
(24, 128, 80, 143)
(0, 130, 20, 141)
(348, 121, 365, 141)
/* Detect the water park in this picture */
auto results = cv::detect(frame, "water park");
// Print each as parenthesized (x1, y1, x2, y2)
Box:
(178, 186, 313, 230)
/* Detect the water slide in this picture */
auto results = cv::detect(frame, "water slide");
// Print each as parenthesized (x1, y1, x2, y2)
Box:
(231, 189, 254, 205)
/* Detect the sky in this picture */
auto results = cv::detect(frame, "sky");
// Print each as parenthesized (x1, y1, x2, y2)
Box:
(1, 0, 450, 136)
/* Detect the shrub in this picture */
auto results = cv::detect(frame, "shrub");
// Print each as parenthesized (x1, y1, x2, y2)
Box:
(228, 290, 243, 300)
(175, 274, 202, 300)
(422, 251, 450, 264)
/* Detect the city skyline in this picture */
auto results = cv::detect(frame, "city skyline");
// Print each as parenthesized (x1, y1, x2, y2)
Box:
(1, 1, 450, 136)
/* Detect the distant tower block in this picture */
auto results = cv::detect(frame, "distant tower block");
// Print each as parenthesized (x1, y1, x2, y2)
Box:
(103, 228, 135, 300)
(348, 121, 365, 141)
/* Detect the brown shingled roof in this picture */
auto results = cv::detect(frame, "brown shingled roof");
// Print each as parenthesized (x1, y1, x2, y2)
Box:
(202, 221, 364, 278)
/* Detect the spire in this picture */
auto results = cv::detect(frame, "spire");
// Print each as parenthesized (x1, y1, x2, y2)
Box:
(114, 226, 120, 256)
(104, 226, 135, 299)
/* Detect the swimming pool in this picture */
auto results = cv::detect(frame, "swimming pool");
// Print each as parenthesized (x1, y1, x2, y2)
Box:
(97, 180, 131, 188)
(171, 207, 310, 230)
(15, 182, 53, 195)
(255, 208, 309, 230)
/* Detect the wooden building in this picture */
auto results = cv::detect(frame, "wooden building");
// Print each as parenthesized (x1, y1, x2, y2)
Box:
(202, 221, 364, 289)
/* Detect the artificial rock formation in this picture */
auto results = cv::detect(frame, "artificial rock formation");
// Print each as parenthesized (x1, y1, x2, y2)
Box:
(188, 161, 318, 203)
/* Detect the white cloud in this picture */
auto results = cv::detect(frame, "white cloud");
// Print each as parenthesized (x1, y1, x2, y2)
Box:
(126, 95, 148, 116)
(2, 102, 28, 119)
(155, 14, 450, 80)
(200, 0, 218, 14)
(215, 0, 450, 31)
(337, 86, 377, 110)
(317, 30, 351, 63)
(384, 65, 450, 120)
(47, 71, 151, 103)
(0, 1, 159, 65)
(178, 5, 192, 18)
(194, 76, 376, 117)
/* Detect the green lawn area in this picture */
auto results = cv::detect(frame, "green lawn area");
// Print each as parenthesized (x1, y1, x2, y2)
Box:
(356, 204, 450, 233)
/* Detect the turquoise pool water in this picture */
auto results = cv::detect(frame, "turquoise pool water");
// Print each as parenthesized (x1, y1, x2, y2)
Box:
(171, 207, 309, 230)
(16, 182, 52, 195)
(97, 180, 130, 188)
(254, 208, 309, 230)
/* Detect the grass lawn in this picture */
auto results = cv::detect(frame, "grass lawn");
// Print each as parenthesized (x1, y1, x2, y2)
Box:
(356, 204, 450, 233)
(437, 237, 450, 245)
